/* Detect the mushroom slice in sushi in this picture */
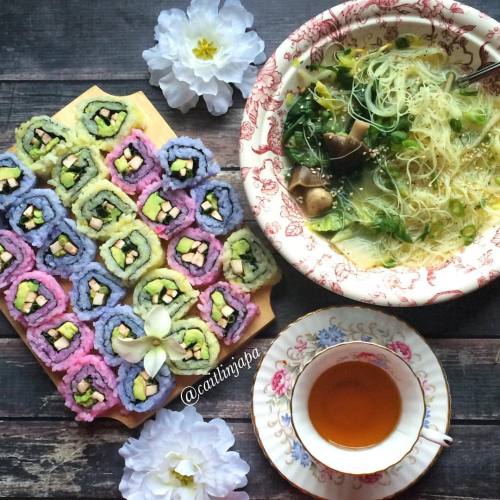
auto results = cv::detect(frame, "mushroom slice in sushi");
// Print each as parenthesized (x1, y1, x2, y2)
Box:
(77, 98, 145, 151)
(100, 220, 163, 284)
(0, 230, 35, 289)
(27, 313, 94, 372)
(5, 270, 68, 328)
(167, 227, 222, 287)
(0, 152, 36, 209)
(72, 179, 136, 240)
(94, 305, 145, 367)
(165, 318, 220, 375)
(133, 268, 199, 320)
(191, 180, 244, 236)
(160, 137, 220, 190)
(105, 129, 161, 195)
(58, 354, 119, 422)
(15, 116, 72, 177)
(222, 227, 281, 292)
(137, 181, 195, 240)
(198, 281, 259, 345)
(70, 262, 126, 321)
(49, 144, 107, 206)
(117, 363, 175, 413)
(36, 218, 96, 278)
(7, 188, 66, 247)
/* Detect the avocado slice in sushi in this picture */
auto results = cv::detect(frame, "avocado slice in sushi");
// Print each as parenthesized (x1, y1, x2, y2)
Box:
(19, 205, 45, 232)
(0, 244, 14, 273)
(83, 101, 128, 139)
(0, 166, 22, 194)
(42, 321, 79, 352)
(132, 371, 159, 401)
(142, 191, 182, 225)
(74, 377, 106, 408)
(14, 280, 39, 311)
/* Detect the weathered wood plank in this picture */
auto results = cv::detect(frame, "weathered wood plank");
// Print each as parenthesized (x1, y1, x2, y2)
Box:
(0, 337, 498, 421)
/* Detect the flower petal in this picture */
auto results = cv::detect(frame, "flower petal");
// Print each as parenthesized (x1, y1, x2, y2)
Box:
(162, 337, 188, 361)
(203, 81, 233, 116)
(156, 8, 188, 37)
(159, 71, 200, 113)
(144, 306, 172, 339)
(112, 337, 152, 364)
(219, 0, 254, 32)
(187, 0, 221, 20)
(144, 346, 167, 379)
(234, 65, 258, 98)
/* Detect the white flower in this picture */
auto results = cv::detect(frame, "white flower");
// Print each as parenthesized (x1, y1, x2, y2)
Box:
(119, 406, 250, 500)
(142, 0, 265, 116)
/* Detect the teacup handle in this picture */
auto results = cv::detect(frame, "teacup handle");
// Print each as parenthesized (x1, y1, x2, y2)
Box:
(420, 427, 453, 447)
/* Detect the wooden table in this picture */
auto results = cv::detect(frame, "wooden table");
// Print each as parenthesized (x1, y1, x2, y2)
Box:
(0, 1, 499, 498)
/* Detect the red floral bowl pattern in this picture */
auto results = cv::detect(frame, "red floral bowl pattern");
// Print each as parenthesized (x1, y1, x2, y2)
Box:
(240, 0, 500, 306)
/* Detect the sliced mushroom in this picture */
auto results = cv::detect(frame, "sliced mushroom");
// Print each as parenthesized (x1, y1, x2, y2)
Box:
(303, 187, 334, 217)
(288, 166, 326, 197)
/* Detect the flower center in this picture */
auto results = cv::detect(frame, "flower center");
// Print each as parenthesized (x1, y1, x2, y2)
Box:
(152, 338, 161, 347)
(192, 38, 218, 60)
(172, 470, 194, 487)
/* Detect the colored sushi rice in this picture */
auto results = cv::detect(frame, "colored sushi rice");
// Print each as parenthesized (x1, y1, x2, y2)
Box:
(100, 220, 163, 283)
(137, 181, 195, 240)
(36, 218, 97, 278)
(0, 230, 35, 289)
(167, 227, 222, 287)
(58, 354, 119, 422)
(8, 188, 66, 247)
(191, 180, 243, 236)
(70, 262, 126, 321)
(117, 363, 175, 413)
(5, 270, 68, 327)
(133, 267, 199, 320)
(105, 129, 161, 195)
(160, 136, 220, 190)
(222, 227, 281, 292)
(94, 305, 145, 367)
(198, 281, 259, 345)
(0, 152, 36, 208)
(27, 313, 94, 372)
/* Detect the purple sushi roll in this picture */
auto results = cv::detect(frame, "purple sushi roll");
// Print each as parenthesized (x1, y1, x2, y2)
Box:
(70, 262, 126, 321)
(27, 313, 94, 372)
(0, 152, 36, 208)
(0, 230, 35, 289)
(117, 363, 175, 413)
(4, 270, 67, 327)
(167, 227, 222, 287)
(160, 136, 220, 190)
(36, 218, 97, 278)
(105, 129, 161, 195)
(191, 180, 244, 236)
(137, 181, 195, 240)
(7, 188, 66, 247)
(94, 305, 145, 367)
(58, 354, 119, 422)
(198, 281, 259, 345)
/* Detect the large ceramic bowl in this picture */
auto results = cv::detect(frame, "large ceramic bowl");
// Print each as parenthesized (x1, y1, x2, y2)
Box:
(240, 0, 500, 307)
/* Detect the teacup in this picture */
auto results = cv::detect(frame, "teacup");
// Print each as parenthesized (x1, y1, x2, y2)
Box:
(291, 341, 452, 475)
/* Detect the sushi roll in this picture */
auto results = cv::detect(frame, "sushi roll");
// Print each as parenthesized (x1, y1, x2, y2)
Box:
(7, 188, 66, 247)
(58, 354, 119, 422)
(71, 179, 136, 241)
(165, 318, 220, 375)
(15, 116, 72, 177)
(191, 180, 243, 236)
(0, 230, 35, 289)
(77, 97, 145, 151)
(137, 181, 195, 240)
(117, 363, 175, 413)
(0, 152, 36, 209)
(36, 218, 97, 278)
(5, 270, 67, 327)
(100, 220, 163, 283)
(94, 305, 145, 367)
(166, 227, 222, 287)
(222, 228, 281, 292)
(70, 262, 126, 321)
(133, 268, 199, 320)
(27, 313, 94, 372)
(160, 137, 220, 190)
(48, 143, 107, 207)
(198, 281, 259, 345)
(105, 129, 161, 195)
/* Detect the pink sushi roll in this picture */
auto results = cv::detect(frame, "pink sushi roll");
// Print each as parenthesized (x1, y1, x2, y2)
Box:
(0, 230, 35, 289)
(105, 129, 161, 195)
(27, 313, 94, 372)
(5, 270, 67, 327)
(58, 354, 119, 422)
(167, 227, 222, 287)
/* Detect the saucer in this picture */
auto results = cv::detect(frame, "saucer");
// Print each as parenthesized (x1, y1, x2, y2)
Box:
(251, 306, 451, 499)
